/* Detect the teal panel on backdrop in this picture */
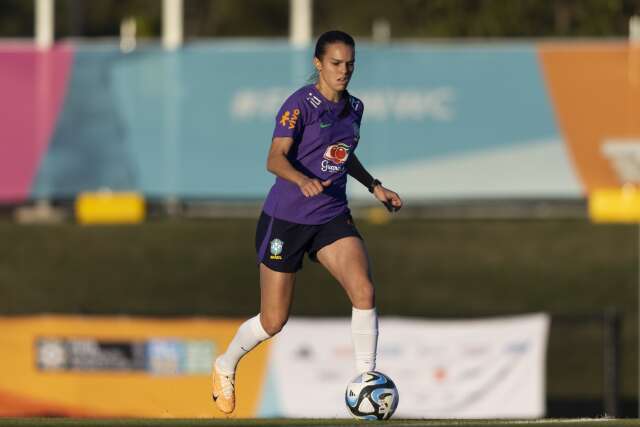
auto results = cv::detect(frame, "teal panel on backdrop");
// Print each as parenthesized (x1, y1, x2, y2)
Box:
(32, 46, 137, 198)
(111, 42, 311, 198)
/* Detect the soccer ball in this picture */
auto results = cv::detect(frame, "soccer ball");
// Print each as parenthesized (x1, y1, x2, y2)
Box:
(345, 371, 399, 420)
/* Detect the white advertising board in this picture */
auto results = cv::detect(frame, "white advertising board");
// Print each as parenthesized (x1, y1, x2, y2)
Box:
(267, 314, 549, 418)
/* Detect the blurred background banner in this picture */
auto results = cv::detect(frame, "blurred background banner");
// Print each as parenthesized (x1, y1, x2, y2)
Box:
(0, 315, 271, 418)
(265, 314, 549, 419)
(6, 40, 640, 203)
(0, 314, 548, 418)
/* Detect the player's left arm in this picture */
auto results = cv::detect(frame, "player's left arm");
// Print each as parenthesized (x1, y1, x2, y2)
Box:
(347, 153, 403, 212)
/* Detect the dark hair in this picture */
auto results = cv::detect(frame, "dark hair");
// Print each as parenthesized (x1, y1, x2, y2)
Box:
(314, 30, 355, 61)
(311, 30, 355, 117)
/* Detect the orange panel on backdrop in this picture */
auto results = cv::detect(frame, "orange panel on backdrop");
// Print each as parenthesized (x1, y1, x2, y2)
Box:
(0, 316, 269, 418)
(538, 42, 640, 191)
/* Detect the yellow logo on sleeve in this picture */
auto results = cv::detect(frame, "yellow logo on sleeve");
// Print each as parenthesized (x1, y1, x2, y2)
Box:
(279, 111, 290, 127)
(280, 109, 300, 129)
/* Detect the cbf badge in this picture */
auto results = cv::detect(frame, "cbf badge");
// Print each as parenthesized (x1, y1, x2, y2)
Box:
(270, 238, 284, 260)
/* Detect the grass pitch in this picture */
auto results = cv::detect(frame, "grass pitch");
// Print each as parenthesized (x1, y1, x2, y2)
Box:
(1, 419, 639, 427)
(1, 218, 637, 408)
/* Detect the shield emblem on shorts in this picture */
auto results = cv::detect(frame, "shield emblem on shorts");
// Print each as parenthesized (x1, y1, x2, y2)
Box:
(270, 239, 283, 256)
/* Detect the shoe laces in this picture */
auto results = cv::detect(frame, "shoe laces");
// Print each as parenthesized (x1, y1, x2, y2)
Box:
(219, 372, 235, 399)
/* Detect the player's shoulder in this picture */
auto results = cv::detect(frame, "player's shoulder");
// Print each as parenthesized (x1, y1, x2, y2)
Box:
(348, 93, 364, 116)
(297, 84, 327, 112)
(281, 85, 318, 110)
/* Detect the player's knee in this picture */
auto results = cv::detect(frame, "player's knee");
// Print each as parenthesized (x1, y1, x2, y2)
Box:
(350, 280, 375, 309)
(261, 314, 289, 336)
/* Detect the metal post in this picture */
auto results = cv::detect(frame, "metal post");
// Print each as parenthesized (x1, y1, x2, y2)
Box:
(35, 0, 53, 216)
(290, 0, 312, 48)
(161, 0, 183, 214)
(163, 0, 183, 51)
(372, 19, 391, 44)
(603, 308, 621, 417)
(120, 17, 137, 53)
(35, 0, 54, 50)
(631, 16, 640, 42)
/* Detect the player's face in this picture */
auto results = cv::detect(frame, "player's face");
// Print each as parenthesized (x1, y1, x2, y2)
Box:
(315, 42, 355, 94)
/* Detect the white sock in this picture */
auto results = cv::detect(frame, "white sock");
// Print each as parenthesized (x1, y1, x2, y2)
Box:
(216, 314, 271, 374)
(351, 307, 378, 373)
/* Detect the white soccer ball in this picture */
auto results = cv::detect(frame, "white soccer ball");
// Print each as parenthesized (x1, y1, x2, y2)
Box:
(345, 371, 399, 420)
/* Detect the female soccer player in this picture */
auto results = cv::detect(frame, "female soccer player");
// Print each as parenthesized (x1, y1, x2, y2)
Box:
(212, 30, 402, 414)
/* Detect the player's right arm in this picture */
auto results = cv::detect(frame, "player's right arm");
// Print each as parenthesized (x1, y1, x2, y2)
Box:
(269, 94, 330, 198)
(267, 137, 330, 198)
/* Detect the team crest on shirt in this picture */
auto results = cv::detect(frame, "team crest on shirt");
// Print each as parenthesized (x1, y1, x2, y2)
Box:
(279, 109, 300, 129)
(321, 143, 350, 173)
(270, 238, 284, 260)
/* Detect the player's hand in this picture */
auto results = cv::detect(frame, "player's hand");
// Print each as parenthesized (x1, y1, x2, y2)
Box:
(373, 185, 403, 212)
(298, 177, 332, 197)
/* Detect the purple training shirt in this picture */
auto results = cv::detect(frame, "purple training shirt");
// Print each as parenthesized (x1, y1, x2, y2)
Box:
(262, 84, 364, 225)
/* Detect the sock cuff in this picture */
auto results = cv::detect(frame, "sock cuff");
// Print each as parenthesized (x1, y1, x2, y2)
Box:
(215, 356, 235, 375)
(352, 306, 378, 332)
(352, 307, 377, 315)
(250, 314, 271, 340)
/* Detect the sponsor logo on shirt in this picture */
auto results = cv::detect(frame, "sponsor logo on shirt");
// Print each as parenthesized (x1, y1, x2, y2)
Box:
(320, 122, 332, 128)
(321, 143, 350, 173)
(279, 109, 300, 129)
(270, 238, 284, 260)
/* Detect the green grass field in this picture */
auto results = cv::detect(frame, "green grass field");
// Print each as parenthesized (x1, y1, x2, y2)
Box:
(1, 418, 639, 427)
(0, 218, 637, 414)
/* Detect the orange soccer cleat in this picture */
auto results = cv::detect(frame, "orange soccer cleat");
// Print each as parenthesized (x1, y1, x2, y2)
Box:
(212, 357, 236, 414)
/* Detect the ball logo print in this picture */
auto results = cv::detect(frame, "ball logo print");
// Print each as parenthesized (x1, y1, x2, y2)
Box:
(345, 371, 399, 420)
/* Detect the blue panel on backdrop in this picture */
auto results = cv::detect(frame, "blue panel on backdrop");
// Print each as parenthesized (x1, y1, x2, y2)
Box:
(351, 44, 557, 165)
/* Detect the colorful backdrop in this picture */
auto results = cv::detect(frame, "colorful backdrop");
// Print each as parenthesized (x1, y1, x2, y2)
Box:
(1, 41, 639, 203)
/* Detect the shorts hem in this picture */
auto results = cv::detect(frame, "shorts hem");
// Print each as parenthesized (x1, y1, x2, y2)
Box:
(308, 233, 363, 262)
(259, 260, 301, 273)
